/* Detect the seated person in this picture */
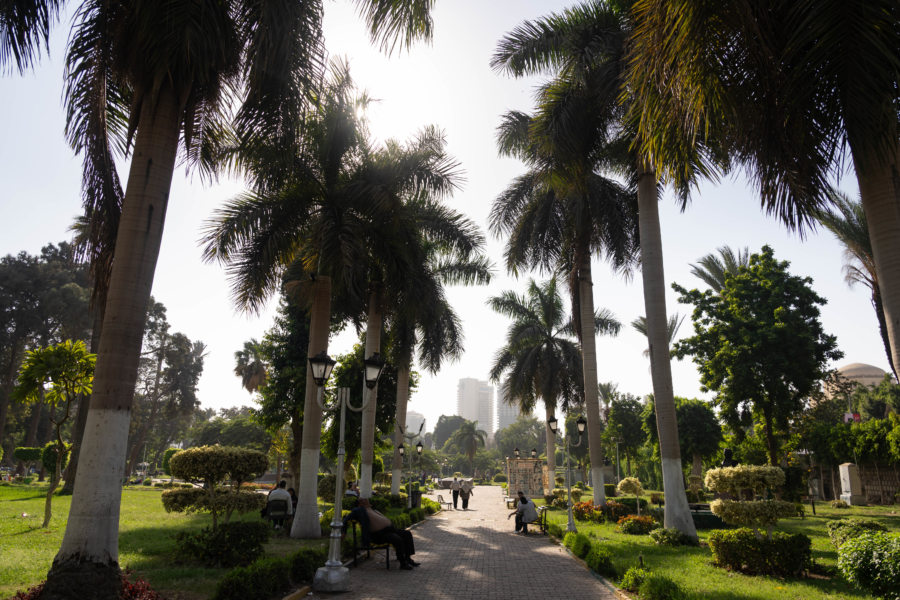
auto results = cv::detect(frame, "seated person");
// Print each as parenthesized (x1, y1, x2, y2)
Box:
(266, 480, 293, 528)
(343, 497, 419, 570)
(287, 487, 299, 512)
(345, 481, 360, 497)
(507, 490, 538, 534)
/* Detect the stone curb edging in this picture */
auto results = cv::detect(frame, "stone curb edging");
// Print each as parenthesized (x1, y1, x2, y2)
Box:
(282, 585, 311, 600)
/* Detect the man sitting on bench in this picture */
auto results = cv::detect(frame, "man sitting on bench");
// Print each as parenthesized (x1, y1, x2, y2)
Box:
(343, 497, 420, 570)
(507, 490, 539, 534)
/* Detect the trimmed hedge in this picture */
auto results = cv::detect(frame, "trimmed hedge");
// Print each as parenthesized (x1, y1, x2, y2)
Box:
(604, 483, 617, 497)
(705, 465, 785, 496)
(710, 498, 797, 536)
(176, 521, 270, 567)
(289, 546, 328, 583)
(827, 518, 888, 548)
(41, 441, 70, 476)
(492, 474, 507, 483)
(639, 573, 687, 600)
(585, 545, 617, 579)
(617, 515, 658, 535)
(708, 528, 811, 576)
(318, 474, 337, 503)
(212, 556, 291, 600)
(650, 527, 699, 547)
(563, 532, 592, 559)
(837, 532, 900, 600)
(616, 497, 649, 513)
(620, 567, 650, 592)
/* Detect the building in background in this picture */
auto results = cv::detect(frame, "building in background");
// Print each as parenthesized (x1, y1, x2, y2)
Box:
(495, 387, 522, 431)
(457, 378, 494, 436)
(406, 411, 426, 436)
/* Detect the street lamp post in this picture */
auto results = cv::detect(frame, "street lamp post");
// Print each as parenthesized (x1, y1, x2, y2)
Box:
(549, 415, 586, 533)
(314, 353, 386, 592)
(612, 436, 621, 483)
(399, 441, 424, 509)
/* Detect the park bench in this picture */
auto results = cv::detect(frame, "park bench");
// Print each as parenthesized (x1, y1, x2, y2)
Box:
(436, 494, 452, 510)
(535, 505, 549, 534)
(345, 520, 392, 569)
(264, 499, 290, 531)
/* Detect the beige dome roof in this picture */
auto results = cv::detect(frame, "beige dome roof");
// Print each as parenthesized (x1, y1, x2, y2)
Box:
(837, 363, 889, 387)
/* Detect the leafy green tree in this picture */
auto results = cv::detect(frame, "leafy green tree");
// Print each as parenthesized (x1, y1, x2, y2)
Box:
(643, 396, 723, 476)
(190, 409, 272, 455)
(851, 418, 894, 503)
(851, 375, 900, 421)
(494, 416, 545, 461)
(433, 415, 465, 450)
(234, 339, 268, 395)
(603, 394, 645, 477)
(445, 420, 486, 476)
(13, 340, 95, 527)
(674, 246, 843, 465)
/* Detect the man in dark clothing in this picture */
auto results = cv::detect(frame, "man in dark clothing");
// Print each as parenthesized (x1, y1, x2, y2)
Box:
(343, 498, 419, 570)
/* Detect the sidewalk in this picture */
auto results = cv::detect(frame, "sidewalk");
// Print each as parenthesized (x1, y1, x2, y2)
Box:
(308, 485, 619, 600)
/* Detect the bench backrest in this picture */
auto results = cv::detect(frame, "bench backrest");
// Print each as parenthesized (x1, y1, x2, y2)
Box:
(437, 494, 446, 503)
(267, 499, 289, 517)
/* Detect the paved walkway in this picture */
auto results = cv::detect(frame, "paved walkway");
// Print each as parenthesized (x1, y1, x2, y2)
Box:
(308, 485, 618, 600)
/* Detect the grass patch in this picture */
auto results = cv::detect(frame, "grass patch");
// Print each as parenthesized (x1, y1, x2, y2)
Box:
(0, 483, 327, 599)
(546, 502, 900, 599)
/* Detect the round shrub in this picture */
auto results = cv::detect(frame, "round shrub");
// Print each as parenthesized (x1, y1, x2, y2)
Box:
(570, 489, 583, 502)
(162, 448, 179, 475)
(617, 477, 643, 498)
(620, 567, 650, 592)
(827, 518, 888, 548)
(169, 446, 268, 488)
(650, 527, 699, 546)
(705, 465, 785, 496)
(709, 498, 797, 536)
(41, 441, 70, 476)
(831, 499, 850, 509)
(600, 500, 630, 522)
(837, 532, 900, 600)
(289, 546, 328, 583)
(617, 515, 658, 535)
(563, 531, 592, 559)
(639, 573, 687, 600)
(142, 478, 153, 486)
(551, 487, 567, 499)
(318, 473, 337, 503)
(585, 545, 617, 579)
(493, 473, 507, 483)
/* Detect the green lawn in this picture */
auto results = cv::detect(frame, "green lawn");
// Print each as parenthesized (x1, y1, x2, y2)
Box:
(544, 497, 900, 600)
(0, 483, 327, 599)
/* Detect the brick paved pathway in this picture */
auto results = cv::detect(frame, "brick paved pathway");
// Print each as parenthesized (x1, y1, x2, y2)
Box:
(308, 485, 618, 600)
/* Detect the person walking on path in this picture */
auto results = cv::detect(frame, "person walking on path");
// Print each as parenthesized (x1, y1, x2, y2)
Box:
(449, 476, 461, 509)
(459, 481, 474, 510)
(508, 490, 539, 534)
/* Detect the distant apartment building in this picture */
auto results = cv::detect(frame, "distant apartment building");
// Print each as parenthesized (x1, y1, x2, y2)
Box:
(406, 411, 426, 436)
(457, 378, 494, 436)
(495, 387, 522, 431)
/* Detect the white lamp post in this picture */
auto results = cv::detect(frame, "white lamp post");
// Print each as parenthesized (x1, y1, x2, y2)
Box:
(549, 414, 586, 533)
(314, 352, 386, 592)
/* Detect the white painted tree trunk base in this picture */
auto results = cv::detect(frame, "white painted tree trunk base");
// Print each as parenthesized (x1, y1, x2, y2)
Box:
(661, 457, 697, 538)
(57, 408, 130, 563)
(591, 466, 606, 505)
(360, 462, 373, 498)
(292, 448, 323, 538)
(391, 468, 402, 495)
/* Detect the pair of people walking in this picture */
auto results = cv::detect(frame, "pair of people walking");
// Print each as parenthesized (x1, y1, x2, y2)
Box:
(449, 477, 474, 509)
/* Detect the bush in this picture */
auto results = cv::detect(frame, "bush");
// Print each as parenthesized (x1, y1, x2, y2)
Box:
(691, 510, 728, 529)
(551, 496, 568, 509)
(389, 512, 411, 530)
(319, 508, 350, 535)
(318, 473, 337, 503)
(13, 447, 42, 464)
(162, 488, 265, 523)
(617, 477, 644, 497)
(570, 488, 583, 502)
(142, 478, 152, 486)
(837, 532, 900, 600)
(573, 501, 603, 522)
(547, 522, 564, 538)
(289, 546, 328, 583)
(831, 499, 850, 509)
(620, 567, 650, 592)
(372, 483, 391, 495)
(493, 474, 507, 483)
(212, 556, 291, 600)
(599, 500, 630, 522)
(551, 487, 567, 499)
(341, 495, 360, 511)
(705, 465, 785, 496)
(616, 497, 649, 513)
(574, 480, 585, 489)
(650, 492, 664, 506)
(563, 531, 592, 559)
(639, 573, 687, 600)
(11, 573, 163, 600)
(708, 528, 811, 576)
(41, 441, 70, 476)
(604, 483, 617, 497)
(709, 499, 798, 536)
(650, 527, 699, 546)
(543, 494, 556, 505)
(827, 518, 888, 548)
(585, 545, 617, 578)
(617, 515, 658, 535)
(387, 493, 408, 508)
(176, 521, 270, 567)
(421, 498, 440, 514)
(162, 448, 179, 474)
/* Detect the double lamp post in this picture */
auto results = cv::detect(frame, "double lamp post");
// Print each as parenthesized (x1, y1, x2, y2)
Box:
(548, 414, 586, 533)
(309, 350, 386, 592)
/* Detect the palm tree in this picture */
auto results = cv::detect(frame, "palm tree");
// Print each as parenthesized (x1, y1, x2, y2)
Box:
(489, 278, 620, 495)
(628, 0, 900, 393)
(0, 0, 63, 74)
(446, 420, 486, 476)
(815, 190, 896, 379)
(631, 314, 685, 358)
(491, 3, 702, 535)
(689, 247, 750, 293)
(234, 338, 268, 394)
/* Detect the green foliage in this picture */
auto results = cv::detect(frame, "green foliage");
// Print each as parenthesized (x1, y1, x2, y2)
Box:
(563, 531, 592, 558)
(837, 532, 900, 600)
(708, 528, 811, 576)
(585, 545, 617, 578)
(212, 556, 290, 600)
(604, 395, 647, 470)
(709, 499, 798, 535)
(421, 498, 440, 514)
(831, 499, 850, 509)
(40, 442, 70, 476)
(650, 527, 700, 546)
(569, 489, 582, 502)
(638, 573, 687, 600)
(674, 246, 843, 464)
(691, 511, 728, 530)
(190, 415, 273, 455)
(547, 522, 564, 538)
(705, 465, 786, 495)
(617, 515, 658, 535)
(162, 488, 264, 514)
(168, 446, 268, 487)
(162, 448, 179, 475)
(13, 447, 42, 463)
(176, 521, 270, 567)
(643, 396, 723, 468)
(573, 501, 604, 522)
(617, 477, 643, 497)
(827, 519, 889, 548)
(620, 567, 651, 592)
(616, 497, 649, 513)
(318, 473, 337, 504)
(492, 474, 507, 483)
(604, 483, 617, 497)
(600, 500, 630, 522)
(288, 546, 328, 583)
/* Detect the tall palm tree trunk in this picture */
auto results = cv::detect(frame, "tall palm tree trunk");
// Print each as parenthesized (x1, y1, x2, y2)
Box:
(359, 292, 382, 498)
(391, 363, 411, 495)
(871, 288, 897, 381)
(544, 403, 556, 495)
(857, 143, 900, 382)
(43, 88, 182, 600)
(637, 165, 697, 538)
(577, 257, 606, 505)
(291, 275, 332, 539)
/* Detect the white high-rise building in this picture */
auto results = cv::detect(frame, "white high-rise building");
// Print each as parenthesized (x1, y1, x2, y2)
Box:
(456, 378, 494, 435)
(406, 411, 426, 436)
(495, 387, 521, 431)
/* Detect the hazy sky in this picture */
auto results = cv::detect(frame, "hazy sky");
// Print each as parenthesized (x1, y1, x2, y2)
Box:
(0, 1, 879, 435)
